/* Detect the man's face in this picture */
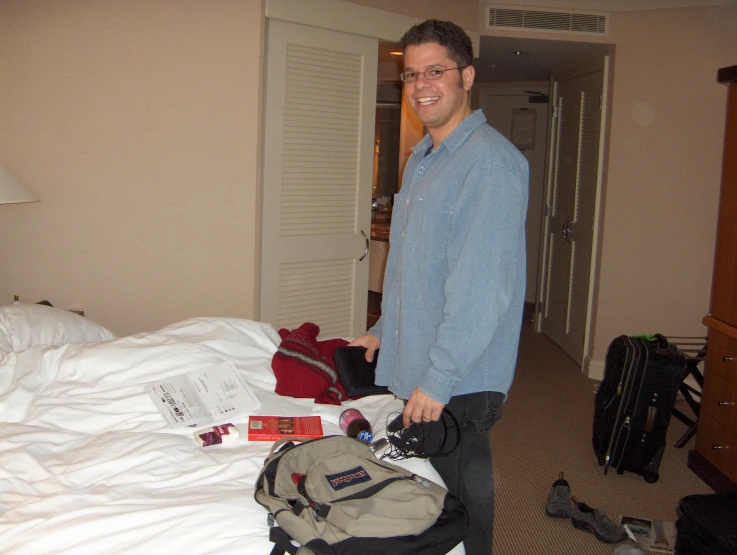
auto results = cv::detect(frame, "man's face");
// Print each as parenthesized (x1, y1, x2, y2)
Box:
(402, 42, 474, 136)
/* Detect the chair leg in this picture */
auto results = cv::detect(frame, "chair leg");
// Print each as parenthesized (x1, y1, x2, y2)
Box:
(668, 337, 707, 449)
(674, 422, 698, 449)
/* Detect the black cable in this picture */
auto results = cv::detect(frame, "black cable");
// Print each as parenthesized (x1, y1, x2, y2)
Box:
(381, 408, 460, 460)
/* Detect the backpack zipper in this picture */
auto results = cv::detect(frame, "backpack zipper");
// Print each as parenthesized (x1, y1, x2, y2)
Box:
(331, 476, 412, 503)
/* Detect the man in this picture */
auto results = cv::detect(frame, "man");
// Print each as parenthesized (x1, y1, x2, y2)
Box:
(349, 19, 528, 555)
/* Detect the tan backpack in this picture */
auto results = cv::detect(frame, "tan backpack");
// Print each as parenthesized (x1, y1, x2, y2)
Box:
(254, 435, 468, 555)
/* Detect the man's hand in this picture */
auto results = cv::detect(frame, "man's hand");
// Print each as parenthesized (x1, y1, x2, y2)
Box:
(403, 388, 445, 428)
(348, 333, 380, 362)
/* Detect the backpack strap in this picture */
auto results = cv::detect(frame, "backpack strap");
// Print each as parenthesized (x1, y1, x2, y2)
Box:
(268, 437, 314, 458)
(269, 526, 299, 555)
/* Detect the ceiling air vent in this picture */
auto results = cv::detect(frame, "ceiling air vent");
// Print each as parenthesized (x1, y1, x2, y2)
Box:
(486, 5, 608, 36)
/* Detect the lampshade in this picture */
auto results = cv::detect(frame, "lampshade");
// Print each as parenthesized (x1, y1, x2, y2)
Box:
(0, 163, 38, 205)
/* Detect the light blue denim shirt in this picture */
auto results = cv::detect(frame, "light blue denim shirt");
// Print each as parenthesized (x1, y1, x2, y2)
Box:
(368, 109, 529, 404)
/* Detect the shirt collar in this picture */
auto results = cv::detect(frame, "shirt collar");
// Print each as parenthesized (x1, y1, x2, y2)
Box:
(410, 109, 487, 158)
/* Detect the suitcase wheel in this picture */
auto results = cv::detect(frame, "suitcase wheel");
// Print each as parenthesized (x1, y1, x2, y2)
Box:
(643, 472, 659, 484)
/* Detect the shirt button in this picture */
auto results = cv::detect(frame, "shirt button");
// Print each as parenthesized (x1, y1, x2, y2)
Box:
(405, 199, 409, 205)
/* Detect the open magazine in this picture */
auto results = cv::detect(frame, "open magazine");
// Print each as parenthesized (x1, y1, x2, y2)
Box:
(146, 361, 261, 428)
(620, 515, 676, 553)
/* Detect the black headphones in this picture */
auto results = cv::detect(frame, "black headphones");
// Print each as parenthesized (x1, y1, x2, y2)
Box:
(382, 408, 461, 460)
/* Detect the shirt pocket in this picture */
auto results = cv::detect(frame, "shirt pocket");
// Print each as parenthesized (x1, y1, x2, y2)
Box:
(414, 196, 451, 261)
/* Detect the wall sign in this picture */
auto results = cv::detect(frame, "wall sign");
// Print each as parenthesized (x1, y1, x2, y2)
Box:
(511, 108, 536, 151)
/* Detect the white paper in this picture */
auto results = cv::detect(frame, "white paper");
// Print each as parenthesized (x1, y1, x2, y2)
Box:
(146, 360, 262, 428)
(511, 108, 536, 150)
(620, 515, 676, 553)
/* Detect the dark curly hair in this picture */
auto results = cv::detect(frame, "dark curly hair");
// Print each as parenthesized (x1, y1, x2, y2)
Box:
(400, 19, 473, 69)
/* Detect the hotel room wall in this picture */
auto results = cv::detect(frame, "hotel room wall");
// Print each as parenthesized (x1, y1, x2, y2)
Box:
(0, 0, 265, 335)
(344, 0, 477, 32)
(2, 0, 736, 353)
(593, 6, 737, 365)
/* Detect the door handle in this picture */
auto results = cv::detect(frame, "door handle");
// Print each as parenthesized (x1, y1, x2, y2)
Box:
(562, 218, 574, 242)
(359, 230, 369, 261)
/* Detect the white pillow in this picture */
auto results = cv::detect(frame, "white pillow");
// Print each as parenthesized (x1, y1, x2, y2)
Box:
(0, 303, 116, 354)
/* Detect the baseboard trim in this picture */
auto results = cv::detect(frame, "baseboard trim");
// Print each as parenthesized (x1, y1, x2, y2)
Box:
(588, 358, 605, 381)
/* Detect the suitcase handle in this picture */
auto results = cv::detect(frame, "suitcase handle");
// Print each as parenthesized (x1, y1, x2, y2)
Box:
(654, 333, 670, 353)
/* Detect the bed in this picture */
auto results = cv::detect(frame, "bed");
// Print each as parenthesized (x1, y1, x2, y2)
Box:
(0, 306, 464, 554)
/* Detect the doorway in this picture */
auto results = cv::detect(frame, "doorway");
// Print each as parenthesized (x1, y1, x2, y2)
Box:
(473, 35, 613, 369)
(366, 41, 423, 330)
(538, 65, 608, 366)
(368, 38, 613, 365)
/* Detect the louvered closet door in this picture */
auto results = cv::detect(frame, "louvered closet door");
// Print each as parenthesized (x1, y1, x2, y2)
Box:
(540, 69, 603, 364)
(261, 20, 378, 337)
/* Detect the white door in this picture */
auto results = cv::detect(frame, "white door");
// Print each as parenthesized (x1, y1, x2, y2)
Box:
(539, 68, 604, 364)
(260, 20, 378, 337)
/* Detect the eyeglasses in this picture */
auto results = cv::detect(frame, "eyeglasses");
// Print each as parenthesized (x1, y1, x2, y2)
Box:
(400, 67, 466, 83)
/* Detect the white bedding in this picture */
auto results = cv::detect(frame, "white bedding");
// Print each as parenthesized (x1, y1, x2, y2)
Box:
(0, 317, 463, 554)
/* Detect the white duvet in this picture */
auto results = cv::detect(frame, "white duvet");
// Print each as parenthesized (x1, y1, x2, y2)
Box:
(0, 317, 463, 555)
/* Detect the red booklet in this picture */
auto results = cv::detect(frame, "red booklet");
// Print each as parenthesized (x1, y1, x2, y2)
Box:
(247, 415, 324, 441)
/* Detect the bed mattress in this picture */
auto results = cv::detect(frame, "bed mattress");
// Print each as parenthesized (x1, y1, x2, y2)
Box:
(0, 317, 464, 554)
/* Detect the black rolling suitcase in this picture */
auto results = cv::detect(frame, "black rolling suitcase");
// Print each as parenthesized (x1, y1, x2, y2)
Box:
(592, 334, 687, 483)
(675, 491, 737, 554)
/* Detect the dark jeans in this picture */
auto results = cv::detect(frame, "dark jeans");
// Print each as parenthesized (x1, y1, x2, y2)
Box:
(430, 391, 505, 555)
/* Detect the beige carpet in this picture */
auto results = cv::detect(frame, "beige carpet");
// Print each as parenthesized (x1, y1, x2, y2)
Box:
(491, 325, 712, 554)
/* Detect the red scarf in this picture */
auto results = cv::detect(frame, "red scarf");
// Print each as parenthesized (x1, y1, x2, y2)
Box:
(271, 322, 352, 405)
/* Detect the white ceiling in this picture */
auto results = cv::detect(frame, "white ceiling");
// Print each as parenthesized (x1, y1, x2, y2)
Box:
(474, 35, 612, 83)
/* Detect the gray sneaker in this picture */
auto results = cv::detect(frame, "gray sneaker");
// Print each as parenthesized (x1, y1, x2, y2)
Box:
(571, 501, 628, 543)
(545, 473, 572, 518)
(613, 547, 646, 555)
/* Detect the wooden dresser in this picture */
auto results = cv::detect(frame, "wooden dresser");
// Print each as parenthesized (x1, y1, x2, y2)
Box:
(688, 65, 737, 491)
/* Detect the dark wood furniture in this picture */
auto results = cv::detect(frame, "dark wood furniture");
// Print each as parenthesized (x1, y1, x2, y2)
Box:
(688, 65, 737, 491)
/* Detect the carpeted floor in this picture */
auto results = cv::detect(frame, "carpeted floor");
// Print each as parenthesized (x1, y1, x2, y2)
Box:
(490, 325, 712, 554)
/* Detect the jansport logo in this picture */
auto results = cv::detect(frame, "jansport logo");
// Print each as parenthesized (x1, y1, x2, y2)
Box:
(325, 466, 372, 491)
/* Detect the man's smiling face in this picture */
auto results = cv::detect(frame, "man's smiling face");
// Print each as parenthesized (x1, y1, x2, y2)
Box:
(403, 42, 474, 145)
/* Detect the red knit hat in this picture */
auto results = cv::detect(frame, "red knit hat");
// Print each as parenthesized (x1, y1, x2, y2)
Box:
(272, 322, 351, 405)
